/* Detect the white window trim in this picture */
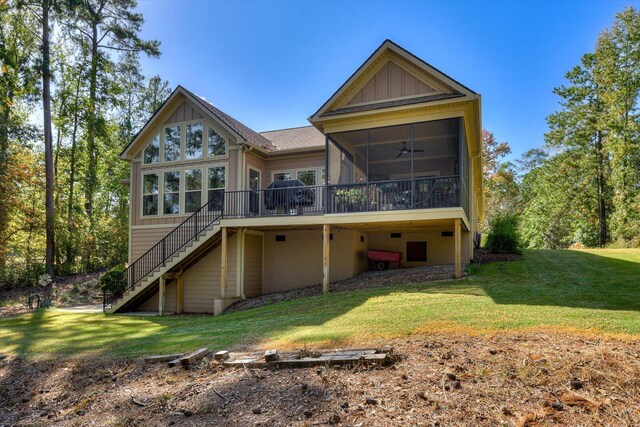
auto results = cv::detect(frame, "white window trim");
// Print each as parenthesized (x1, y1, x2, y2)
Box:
(271, 167, 325, 186)
(139, 161, 229, 219)
(247, 166, 262, 190)
(140, 118, 230, 170)
(141, 172, 160, 218)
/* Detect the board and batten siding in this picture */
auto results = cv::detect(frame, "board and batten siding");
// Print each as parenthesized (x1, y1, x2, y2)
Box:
(243, 233, 263, 297)
(137, 280, 178, 313)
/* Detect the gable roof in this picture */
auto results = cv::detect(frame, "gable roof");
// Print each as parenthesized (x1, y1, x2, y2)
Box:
(120, 86, 276, 160)
(259, 125, 325, 151)
(179, 86, 276, 151)
(309, 39, 478, 122)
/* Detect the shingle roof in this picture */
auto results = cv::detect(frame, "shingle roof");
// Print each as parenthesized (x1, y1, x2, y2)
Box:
(180, 86, 277, 151)
(260, 125, 326, 151)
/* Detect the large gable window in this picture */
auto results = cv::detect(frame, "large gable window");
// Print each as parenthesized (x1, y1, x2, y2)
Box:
(185, 169, 202, 213)
(142, 173, 159, 216)
(208, 127, 226, 157)
(143, 134, 160, 164)
(186, 122, 203, 160)
(164, 125, 181, 162)
(208, 166, 225, 211)
(163, 171, 180, 214)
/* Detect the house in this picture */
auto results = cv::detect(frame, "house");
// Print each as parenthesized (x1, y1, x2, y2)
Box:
(108, 40, 483, 315)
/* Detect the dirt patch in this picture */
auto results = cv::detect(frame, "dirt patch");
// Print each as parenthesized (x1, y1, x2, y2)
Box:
(226, 264, 460, 313)
(473, 247, 523, 263)
(0, 271, 104, 318)
(1, 333, 639, 426)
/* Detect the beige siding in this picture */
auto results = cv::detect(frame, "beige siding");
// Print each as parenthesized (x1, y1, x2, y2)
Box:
(353, 231, 368, 274)
(180, 233, 238, 313)
(164, 101, 204, 124)
(347, 61, 436, 106)
(262, 229, 357, 293)
(243, 233, 263, 297)
(130, 226, 175, 262)
(137, 280, 177, 313)
(263, 152, 324, 184)
(368, 230, 470, 266)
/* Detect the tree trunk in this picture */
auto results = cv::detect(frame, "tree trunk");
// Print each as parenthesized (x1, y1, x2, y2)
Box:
(0, 90, 11, 268)
(42, 0, 55, 276)
(66, 78, 81, 270)
(595, 130, 607, 247)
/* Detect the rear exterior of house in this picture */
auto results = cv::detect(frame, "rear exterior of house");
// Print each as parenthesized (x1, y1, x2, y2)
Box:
(108, 40, 483, 315)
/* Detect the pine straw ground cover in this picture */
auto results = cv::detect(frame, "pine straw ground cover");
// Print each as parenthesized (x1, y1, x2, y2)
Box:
(1, 332, 639, 426)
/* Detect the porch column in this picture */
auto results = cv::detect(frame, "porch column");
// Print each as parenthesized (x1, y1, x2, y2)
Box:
(158, 275, 166, 316)
(454, 218, 462, 279)
(221, 226, 228, 298)
(176, 271, 184, 314)
(322, 224, 331, 293)
(237, 228, 245, 299)
(322, 224, 331, 294)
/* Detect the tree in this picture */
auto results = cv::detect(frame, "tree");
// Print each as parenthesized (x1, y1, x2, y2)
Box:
(593, 6, 640, 244)
(481, 130, 518, 228)
(65, 0, 159, 266)
(546, 53, 610, 246)
(0, 3, 39, 267)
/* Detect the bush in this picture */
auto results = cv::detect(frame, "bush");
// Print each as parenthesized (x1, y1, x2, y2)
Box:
(0, 263, 46, 291)
(99, 265, 126, 295)
(486, 213, 522, 254)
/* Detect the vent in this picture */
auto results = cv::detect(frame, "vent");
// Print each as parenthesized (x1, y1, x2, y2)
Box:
(441, 231, 454, 237)
(360, 235, 365, 243)
(275, 235, 286, 242)
(390, 233, 401, 238)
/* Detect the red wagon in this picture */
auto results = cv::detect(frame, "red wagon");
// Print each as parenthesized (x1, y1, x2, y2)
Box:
(367, 250, 402, 270)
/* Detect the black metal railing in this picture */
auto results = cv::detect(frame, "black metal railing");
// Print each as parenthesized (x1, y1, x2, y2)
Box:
(223, 185, 325, 218)
(327, 176, 460, 214)
(103, 198, 223, 311)
(105, 176, 462, 311)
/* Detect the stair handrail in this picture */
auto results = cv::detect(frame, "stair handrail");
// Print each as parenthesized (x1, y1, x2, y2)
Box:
(103, 198, 223, 311)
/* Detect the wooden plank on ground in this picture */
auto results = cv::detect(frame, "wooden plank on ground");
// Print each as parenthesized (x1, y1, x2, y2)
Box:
(223, 348, 392, 368)
(180, 348, 212, 366)
(144, 353, 185, 364)
(214, 350, 230, 361)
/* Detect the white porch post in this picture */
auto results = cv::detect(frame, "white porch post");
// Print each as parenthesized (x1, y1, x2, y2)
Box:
(220, 226, 228, 298)
(454, 218, 462, 279)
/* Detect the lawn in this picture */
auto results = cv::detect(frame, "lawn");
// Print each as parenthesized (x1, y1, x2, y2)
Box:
(1, 248, 639, 360)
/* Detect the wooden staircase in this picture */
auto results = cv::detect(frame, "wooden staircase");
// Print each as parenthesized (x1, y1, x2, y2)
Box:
(103, 198, 224, 313)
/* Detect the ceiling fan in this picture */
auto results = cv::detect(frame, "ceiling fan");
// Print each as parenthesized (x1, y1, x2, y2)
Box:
(393, 141, 424, 158)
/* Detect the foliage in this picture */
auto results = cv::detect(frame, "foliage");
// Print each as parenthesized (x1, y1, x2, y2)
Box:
(99, 265, 125, 293)
(0, 0, 170, 290)
(486, 213, 522, 254)
(481, 130, 518, 230)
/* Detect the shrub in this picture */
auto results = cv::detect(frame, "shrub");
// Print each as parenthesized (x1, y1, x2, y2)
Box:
(0, 263, 46, 291)
(99, 265, 126, 295)
(486, 213, 522, 254)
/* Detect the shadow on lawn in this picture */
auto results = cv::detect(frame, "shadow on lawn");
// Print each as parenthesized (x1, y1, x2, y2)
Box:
(1, 249, 639, 363)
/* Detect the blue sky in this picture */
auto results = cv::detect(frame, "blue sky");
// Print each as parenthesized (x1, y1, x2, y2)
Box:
(135, 0, 637, 159)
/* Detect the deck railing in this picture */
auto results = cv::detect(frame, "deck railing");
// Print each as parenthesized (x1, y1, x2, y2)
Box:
(326, 176, 460, 214)
(223, 185, 325, 218)
(105, 176, 462, 311)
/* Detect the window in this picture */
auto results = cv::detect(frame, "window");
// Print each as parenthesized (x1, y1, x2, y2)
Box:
(185, 122, 203, 160)
(163, 171, 180, 214)
(185, 169, 202, 213)
(142, 173, 159, 216)
(208, 127, 226, 157)
(164, 125, 181, 162)
(143, 134, 159, 164)
(406, 241, 427, 262)
(273, 172, 292, 181)
(297, 170, 317, 186)
(208, 166, 225, 211)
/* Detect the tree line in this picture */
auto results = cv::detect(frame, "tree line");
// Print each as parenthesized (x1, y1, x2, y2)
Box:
(2, 3, 640, 291)
(484, 7, 640, 250)
(0, 0, 171, 288)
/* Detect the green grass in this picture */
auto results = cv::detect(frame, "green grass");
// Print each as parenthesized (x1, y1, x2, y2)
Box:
(1, 248, 640, 360)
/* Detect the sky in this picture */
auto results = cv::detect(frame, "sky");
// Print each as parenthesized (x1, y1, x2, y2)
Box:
(134, 0, 638, 160)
